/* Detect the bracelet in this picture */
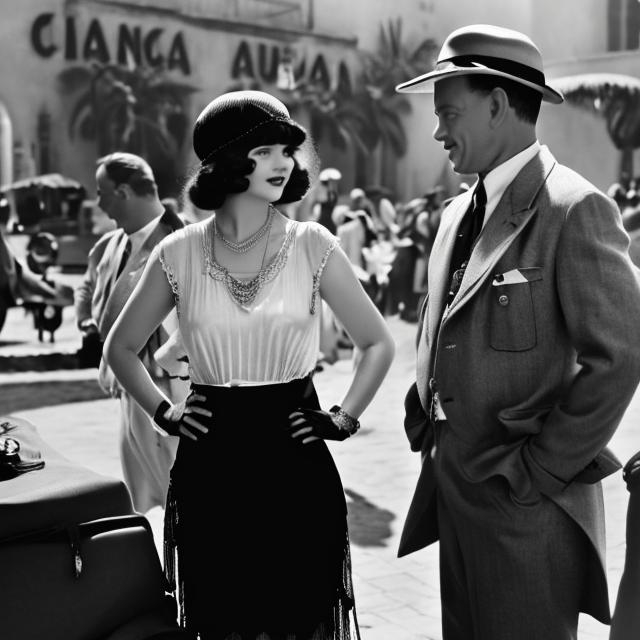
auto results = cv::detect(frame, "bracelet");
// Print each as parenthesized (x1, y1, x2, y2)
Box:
(330, 405, 360, 435)
(153, 400, 179, 437)
(79, 318, 98, 331)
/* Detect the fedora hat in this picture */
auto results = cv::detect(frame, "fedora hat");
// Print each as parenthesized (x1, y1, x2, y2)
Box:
(396, 24, 564, 104)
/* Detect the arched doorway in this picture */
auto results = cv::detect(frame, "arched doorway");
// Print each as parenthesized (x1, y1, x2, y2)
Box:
(0, 103, 13, 188)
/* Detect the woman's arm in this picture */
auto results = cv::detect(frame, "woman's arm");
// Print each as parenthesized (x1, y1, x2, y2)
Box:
(319, 246, 395, 418)
(103, 256, 211, 440)
(103, 256, 176, 416)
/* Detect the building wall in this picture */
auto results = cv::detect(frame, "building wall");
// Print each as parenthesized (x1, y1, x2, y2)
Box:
(0, 0, 636, 205)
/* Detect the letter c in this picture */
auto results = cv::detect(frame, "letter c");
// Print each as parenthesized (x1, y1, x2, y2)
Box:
(31, 13, 57, 58)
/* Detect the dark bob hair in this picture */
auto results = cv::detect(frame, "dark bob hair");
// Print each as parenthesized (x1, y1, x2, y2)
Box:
(186, 120, 316, 211)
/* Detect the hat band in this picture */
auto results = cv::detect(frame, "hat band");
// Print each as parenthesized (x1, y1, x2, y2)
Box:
(441, 55, 546, 88)
(200, 116, 292, 165)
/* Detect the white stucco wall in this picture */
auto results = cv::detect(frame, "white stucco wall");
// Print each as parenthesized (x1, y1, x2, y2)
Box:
(1, 0, 636, 202)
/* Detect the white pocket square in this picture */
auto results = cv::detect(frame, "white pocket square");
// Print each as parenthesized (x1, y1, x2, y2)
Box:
(492, 269, 529, 286)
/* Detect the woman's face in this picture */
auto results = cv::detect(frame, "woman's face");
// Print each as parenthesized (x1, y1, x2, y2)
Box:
(246, 143, 296, 202)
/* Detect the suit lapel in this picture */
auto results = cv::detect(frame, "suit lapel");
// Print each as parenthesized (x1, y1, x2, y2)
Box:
(95, 230, 125, 321)
(100, 218, 173, 336)
(445, 146, 557, 322)
(426, 192, 473, 345)
(416, 193, 472, 409)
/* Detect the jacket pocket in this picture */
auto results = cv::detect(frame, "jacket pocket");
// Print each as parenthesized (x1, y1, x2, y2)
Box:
(489, 267, 542, 351)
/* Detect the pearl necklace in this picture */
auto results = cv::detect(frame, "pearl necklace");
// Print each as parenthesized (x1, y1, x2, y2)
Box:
(213, 205, 275, 254)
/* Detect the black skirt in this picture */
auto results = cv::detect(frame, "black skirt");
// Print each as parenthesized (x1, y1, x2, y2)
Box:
(164, 375, 360, 640)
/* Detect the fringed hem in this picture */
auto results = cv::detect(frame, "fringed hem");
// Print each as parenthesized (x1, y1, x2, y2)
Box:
(164, 480, 186, 627)
(336, 527, 361, 640)
(163, 482, 360, 640)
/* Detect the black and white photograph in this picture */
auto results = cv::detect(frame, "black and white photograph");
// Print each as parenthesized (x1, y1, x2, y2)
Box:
(1, 2, 639, 639)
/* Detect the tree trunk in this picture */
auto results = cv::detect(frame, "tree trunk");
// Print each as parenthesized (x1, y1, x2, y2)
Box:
(620, 146, 634, 187)
(354, 147, 369, 187)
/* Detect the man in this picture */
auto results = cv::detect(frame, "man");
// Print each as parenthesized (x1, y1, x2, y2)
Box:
(75, 152, 185, 513)
(395, 24, 640, 640)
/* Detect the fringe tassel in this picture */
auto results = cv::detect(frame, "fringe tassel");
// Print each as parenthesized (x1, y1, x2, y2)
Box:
(164, 487, 359, 639)
(163, 480, 177, 592)
(164, 479, 187, 627)
(333, 526, 361, 640)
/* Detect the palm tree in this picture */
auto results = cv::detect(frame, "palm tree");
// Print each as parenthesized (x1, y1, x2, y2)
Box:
(286, 19, 438, 189)
(552, 73, 640, 184)
(356, 18, 439, 190)
(58, 62, 198, 196)
(287, 81, 373, 182)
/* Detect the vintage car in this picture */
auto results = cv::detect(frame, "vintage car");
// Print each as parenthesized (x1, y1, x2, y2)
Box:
(0, 229, 74, 341)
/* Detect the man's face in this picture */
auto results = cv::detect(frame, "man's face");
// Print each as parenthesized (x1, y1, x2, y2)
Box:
(95, 165, 125, 224)
(433, 76, 494, 175)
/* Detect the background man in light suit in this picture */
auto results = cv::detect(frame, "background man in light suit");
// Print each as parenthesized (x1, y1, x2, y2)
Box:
(396, 24, 640, 640)
(75, 152, 186, 513)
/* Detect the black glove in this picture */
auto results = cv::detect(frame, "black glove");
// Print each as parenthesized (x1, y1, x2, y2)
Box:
(153, 394, 212, 441)
(286, 406, 359, 443)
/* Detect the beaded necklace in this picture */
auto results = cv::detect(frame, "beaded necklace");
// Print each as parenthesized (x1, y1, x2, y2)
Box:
(207, 208, 293, 308)
(213, 205, 275, 253)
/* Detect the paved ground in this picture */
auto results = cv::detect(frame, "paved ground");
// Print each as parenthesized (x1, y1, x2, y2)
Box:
(1, 303, 637, 639)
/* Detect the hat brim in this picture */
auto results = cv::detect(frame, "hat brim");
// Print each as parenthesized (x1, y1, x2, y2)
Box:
(396, 64, 564, 104)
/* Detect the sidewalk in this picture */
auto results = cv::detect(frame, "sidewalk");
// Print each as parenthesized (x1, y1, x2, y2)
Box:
(2, 308, 637, 639)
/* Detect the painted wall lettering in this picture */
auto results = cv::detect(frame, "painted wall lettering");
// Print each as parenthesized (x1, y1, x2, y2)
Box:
(30, 13, 191, 75)
(231, 40, 350, 92)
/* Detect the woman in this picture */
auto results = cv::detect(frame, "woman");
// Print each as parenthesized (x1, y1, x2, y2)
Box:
(104, 90, 395, 639)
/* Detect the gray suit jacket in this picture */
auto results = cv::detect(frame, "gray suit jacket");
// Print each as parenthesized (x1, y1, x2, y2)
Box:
(74, 210, 184, 386)
(400, 146, 640, 623)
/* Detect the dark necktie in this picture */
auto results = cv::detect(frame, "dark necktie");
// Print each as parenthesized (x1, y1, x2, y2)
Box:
(446, 178, 486, 306)
(115, 237, 131, 279)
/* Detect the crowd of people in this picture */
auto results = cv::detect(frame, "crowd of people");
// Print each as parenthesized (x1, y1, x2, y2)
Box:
(2, 20, 640, 640)
(305, 179, 452, 324)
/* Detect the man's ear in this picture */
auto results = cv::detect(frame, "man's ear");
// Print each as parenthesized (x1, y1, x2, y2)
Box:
(488, 87, 510, 128)
(115, 184, 132, 199)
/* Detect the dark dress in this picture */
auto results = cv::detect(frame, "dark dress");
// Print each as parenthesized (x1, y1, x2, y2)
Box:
(157, 218, 360, 639)
(164, 377, 359, 639)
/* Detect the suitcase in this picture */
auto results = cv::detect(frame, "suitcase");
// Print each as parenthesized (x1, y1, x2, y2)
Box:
(0, 416, 194, 640)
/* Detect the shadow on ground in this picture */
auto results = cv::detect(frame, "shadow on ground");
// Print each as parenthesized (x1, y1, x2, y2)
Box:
(0, 352, 82, 373)
(0, 379, 107, 414)
(345, 487, 395, 547)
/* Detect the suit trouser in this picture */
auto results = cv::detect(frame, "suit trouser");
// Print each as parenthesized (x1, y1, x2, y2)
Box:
(433, 421, 589, 640)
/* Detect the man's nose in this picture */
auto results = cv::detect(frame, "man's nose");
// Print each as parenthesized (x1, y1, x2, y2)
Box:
(433, 120, 445, 142)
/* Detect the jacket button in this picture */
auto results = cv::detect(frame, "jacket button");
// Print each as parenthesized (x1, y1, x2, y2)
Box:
(498, 294, 509, 306)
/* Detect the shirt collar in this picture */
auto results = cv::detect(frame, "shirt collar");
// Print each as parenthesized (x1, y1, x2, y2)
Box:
(127, 216, 159, 255)
(480, 140, 541, 224)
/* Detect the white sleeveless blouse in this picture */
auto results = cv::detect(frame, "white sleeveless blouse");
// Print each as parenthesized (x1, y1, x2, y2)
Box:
(153, 217, 338, 386)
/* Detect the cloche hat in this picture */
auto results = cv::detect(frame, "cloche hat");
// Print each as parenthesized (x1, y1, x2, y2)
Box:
(395, 24, 564, 104)
(193, 90, 306, 163)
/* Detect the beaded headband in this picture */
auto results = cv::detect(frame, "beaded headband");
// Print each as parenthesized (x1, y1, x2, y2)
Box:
(200, 115, 295, 166)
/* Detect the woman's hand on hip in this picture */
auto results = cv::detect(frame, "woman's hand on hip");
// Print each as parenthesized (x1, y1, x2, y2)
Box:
(154, 393, 212, 441)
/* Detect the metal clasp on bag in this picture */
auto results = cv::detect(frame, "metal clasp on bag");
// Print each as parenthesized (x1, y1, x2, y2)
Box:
(67, 526, 83, 578)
